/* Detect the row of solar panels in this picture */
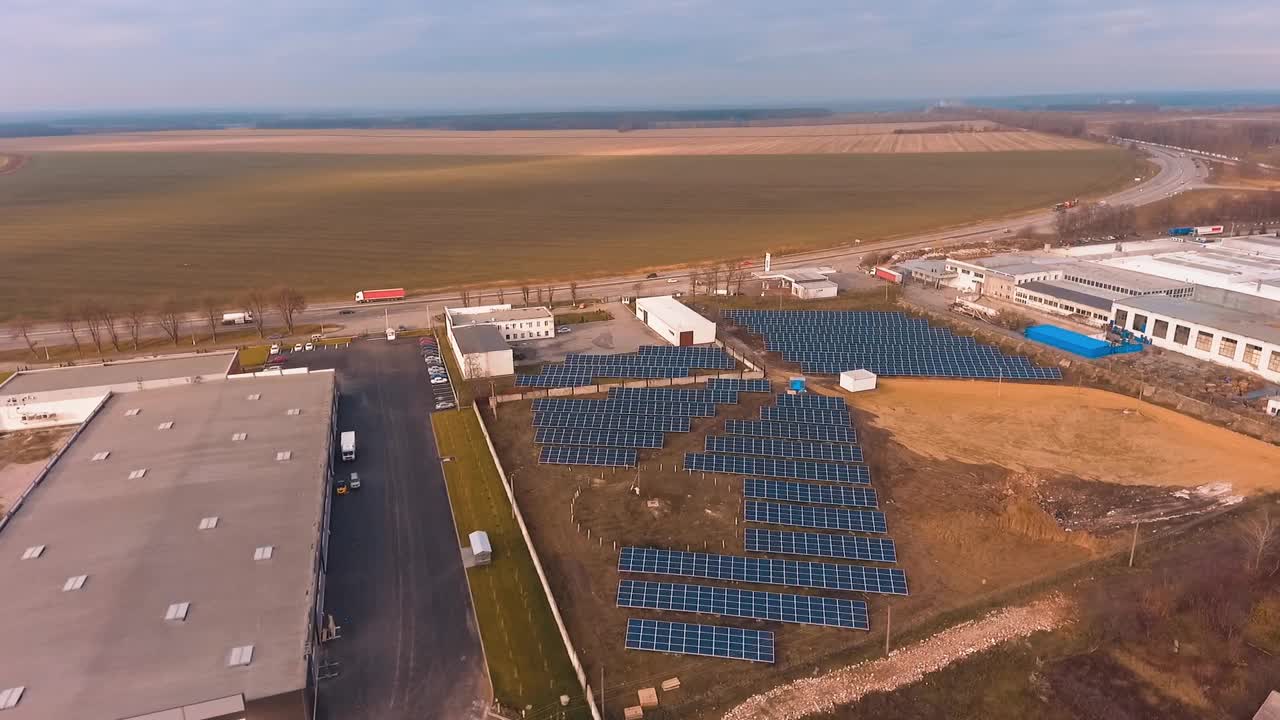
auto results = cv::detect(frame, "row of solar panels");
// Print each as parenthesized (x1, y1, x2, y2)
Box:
(685, 453, 870, 484)
(620, 546, 909, 595)
(610, 386, 739, 404)
(619, 579, 869, 630)
(727, 419, 856, 444)
(759, 406, 850, 427)
(532, 397, 717, 417)
(800, 362, 1063, 379)
(706, 435, 863, 463)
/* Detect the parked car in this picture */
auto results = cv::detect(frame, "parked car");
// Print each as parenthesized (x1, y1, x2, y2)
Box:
(293, 343, 303, 352)
(335, 477, 349, 495)
(558, 326, 571, 334)
(430, 376, 448, 384)
(646, 272, 658, 279)
(269, 343, 280, 354)
(666, 278, 679, 283)
(419, 337, 437, 346)
(304, 342, 314, 351)
(338, 309, 355, 315)
(424, 355, 442, 363)
(348, 472, 361, 490)
(435, 400, 455, 410)
(267, 355, 288, 365)
(428, 366, 446, 374)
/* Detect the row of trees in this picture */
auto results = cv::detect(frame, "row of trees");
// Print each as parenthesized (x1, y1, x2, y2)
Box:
(9, 287, 307, 359)
(1111, 118, 1280, 159)
(458, 281, 585, 309)
(1149, 189, 1280, 230)
(1054, 202, 1139, 241)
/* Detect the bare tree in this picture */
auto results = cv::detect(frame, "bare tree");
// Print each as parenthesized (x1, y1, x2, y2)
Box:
(242, 291, 269, 338)
(535, 287, 544, 305)
(632, 281, 644, 301)
(547, 286, 555, 306)
(58, 305, 83, 356)
(463, 353, 483, 381)
(157, 299, 184, 345)
(497, 287, 505, 304)
(199, 296, 223, 343)
(273, 287, 307, 334)
(80, 300, 106, 356)
(10, 316, 40, 358)
(460, 289, 470, 308)
(100, 304, 122, 352)
(124, 303, 147, 351)
(521, 285, 531, 306)
(1239, 510, 1278, 573)
(569, 281, 578, 305)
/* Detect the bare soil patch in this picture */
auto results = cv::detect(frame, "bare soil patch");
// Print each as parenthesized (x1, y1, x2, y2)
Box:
(0, 153, 27, 176)
(0, 426, 73, 513)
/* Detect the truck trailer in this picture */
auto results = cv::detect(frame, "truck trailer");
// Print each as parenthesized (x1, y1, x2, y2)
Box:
(340, 431, 356, 461)
(355, 288, 406, 303)
(221, 311, 254, 325)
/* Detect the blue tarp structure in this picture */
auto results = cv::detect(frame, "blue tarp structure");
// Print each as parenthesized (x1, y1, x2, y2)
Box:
(1024, 324, 1132, 359)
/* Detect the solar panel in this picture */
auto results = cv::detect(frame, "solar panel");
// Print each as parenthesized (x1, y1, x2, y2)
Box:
(633, 346, 737, 369)
(774, 394, 847, 410)
(725, 419, 856, 444)
(515, 373, 592, 388)
(745, 528, 898, 563)
(706, 435, 863, 463)
(624, 618, 774, 663)
(533, 412, 691, 432)
(532, 398, 716, 417)
(760, 406, 851, 427)
(684, 453, 871, 485)
(707, 378, 772, 393)
(539, 446, 637, 467)
(610, 386, 739, 405)
(744, 478, 878, 508)
(745, 500, 886, 533)
(617, 579, 868, 630)
(533, 428, 664, 449)
(619, 546, 908, 595)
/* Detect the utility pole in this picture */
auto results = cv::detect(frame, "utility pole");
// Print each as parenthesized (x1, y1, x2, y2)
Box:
(1128, 519, 1141, 567)
(884, 604, 892, 655)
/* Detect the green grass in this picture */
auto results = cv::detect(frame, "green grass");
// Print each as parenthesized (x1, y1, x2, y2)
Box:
(553, 310, 611, 325)
(0, 371, 12, 385)
(0, 150, 1145, 319)
(237, 345, 269, 368)
(431, 409, 586, 718)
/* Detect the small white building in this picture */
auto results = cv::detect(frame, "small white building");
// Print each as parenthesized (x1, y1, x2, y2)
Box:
(840, 369, 877, 393)
(754, 267, 838, 299)
(449, 325, 514, 379)
(446, 304, 555, 342)
(634, 296, 716, 346)
(469, 530, 492, 564)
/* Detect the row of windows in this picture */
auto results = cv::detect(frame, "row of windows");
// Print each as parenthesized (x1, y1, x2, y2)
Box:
(1061, 274, 1193, 299)
(1014, 291, 1109, 321)
(1119, 309, 1279, 372)
(504, 330, 551, 341)
(501, 320, 551, 330)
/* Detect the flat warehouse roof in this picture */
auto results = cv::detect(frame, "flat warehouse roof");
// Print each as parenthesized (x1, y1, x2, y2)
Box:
(0, 371, 336, 720)
(1056, 261, 1192, 292)
(0, 352, 236, 395)
(453, 324, 511, 354)
(635, 296, 715, 329)
(1116, 296, 1280, 347)
(1021, 280, 1125, 311)
(449, 306, 553, 327)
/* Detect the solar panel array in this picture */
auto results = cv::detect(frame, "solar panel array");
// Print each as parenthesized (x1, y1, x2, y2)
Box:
(744, 478, 878, 509)
(517, 345, 736, 387)
(746, 500, 887, 533)
(534, 412, 691, 433)
(685, 453, 871, 485)
(539, 446, 637, 467)
(724, 310, 1063, 380)
(532, 397, 716, 417)
(618, 579, 868, 630)
(620, 546, 909, 595)
(774, 393, 847, 410)
(625, 618, 775, 663)
(745, 528, 898, 563)
(635, 345, 738, 369)
(725, 419, 856, 444)
(707, 377, 772, 393)
(533, 427, 664, 449)
(706, 435, 863, 463)
(760, 406, 851, 427)
(609, 386, 739, 405)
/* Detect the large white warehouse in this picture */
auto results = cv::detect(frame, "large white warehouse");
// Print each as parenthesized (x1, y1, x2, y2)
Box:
(634, 296, 716, 346)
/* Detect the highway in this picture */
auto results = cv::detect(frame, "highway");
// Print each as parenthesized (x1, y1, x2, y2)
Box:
(1, 146, 1205, 353)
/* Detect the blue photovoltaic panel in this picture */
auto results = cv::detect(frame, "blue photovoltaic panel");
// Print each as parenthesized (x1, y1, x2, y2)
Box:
(745, 500, 887, 533)
(707, 378, 772, 393)
(609, 387, 739, 405)
(617, 579, 868, 630)
(725, 419, 856, 444)
(745, 528, 898, 563)
(533, 428, 664, 449)
(619, 546, 908, 595)
(744, 478, 878, 508)
(532, 398, 716, 417)
(774, 394, 847, 410)
(533, 412, 691, 433)
(706, 435, 863, 463)
(515, 373, 592, 388)
(634, 346, 737, 369)
(760, 406, 851, 427)
(624, 618, 774, 663)
(684, 453, 871, 485)
(539, 446, 637, 467)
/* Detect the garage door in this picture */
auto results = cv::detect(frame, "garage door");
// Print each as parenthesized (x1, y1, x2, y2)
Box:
(679, 331, 693, 346)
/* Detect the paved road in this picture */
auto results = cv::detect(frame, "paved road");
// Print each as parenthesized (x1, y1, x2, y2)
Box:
(2, 146, 1205, 352)
(304, 340, 489, 720)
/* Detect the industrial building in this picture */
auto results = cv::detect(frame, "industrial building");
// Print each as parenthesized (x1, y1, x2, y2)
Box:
(894, 259, 955, 286)
(634, 296, 716, 346)
(1113, 287, 1280, 383)
(0, 352, 238, 432)
(445, 304, 556, 342)
(0, 370, 337, 720)
(754, 267, 838, 299)
(1013, 280, 1132, 325)
(444, 304, 556, 379)
(450, 324, 517, 379)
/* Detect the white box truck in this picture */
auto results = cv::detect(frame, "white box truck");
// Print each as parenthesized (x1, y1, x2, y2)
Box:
(222, 311, 254, 325)
(340, 431, 356, 461)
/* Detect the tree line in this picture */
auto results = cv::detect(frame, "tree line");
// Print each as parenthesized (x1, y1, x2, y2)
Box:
(8, 287, 307, 359)
(1110, 118, 1280, 160)
(1055, 203, 1139, 241)
(1149, 190, 1280, 230)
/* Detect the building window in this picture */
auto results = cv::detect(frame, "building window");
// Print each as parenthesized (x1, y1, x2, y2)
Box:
(1218, 337, 1238, 359)
(1152, 319, 1168, 339)
(1195, 331, 1214, 352)
(1114, 309, 1128, 328)
(1243, 344, 1262, 368)
(1132, 314, 1148, 332)
(1269, 351, 1280, 373)
(1173, 325, 1190, 345)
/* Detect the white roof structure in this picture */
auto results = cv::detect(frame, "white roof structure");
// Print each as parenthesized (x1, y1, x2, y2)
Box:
(0, 352, 237, 396)
(447, 304, 553, 328)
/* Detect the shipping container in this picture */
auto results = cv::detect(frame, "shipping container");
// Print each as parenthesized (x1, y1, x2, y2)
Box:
(873, 267, 903, 284)
(355, 288, 406, 303)
(1168, 227, 1195, 236)
(1193, 225, 1224, 236)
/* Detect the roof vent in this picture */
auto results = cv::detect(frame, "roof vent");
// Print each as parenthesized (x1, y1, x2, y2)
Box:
(128, 468, 148, 480)
(157, 421, 174, 430)
(275, 451, 291, 461)
(198, 516, 219, 530)
(286, 408, 301, 416)
(0, 687, 25, 710)
(91, 451, 110, 462)
(246, 393, 261, 401)
(227, 645, 254, 667)
(124, 408, 141, 417)
(253, 545, 274, 561)
(62, 575, 87, 592)
(21, 545, 45, 560)
(231, 432, 247, 442)
(164, 602, 191, 621)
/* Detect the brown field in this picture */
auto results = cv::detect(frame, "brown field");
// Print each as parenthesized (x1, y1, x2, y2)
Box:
(483, 375, 1280, 718)
(0, 122, 1101, 157)
(0, 153, 26, 175)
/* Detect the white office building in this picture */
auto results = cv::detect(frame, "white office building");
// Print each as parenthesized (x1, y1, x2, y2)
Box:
(446, 304, 555, 343)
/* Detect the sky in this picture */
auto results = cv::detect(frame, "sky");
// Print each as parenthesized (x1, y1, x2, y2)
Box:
(4, 0, 1280, 112)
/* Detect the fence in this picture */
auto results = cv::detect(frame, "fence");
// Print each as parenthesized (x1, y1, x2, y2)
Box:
(469, 405, 604, 720)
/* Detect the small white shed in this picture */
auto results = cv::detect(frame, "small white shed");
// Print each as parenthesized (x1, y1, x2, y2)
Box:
(469, 530, 492, 564)
(839, 369, 877, 393)
(634, 296, 716, 346)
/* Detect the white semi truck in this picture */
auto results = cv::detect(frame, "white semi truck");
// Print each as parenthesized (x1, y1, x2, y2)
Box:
(340, 431, 356, 461)
(221, 311, 254, 325)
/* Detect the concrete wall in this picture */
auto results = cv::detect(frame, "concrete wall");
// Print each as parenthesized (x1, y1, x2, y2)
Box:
(1114, 301, 1280, 383)
(462, 349, 514, 379)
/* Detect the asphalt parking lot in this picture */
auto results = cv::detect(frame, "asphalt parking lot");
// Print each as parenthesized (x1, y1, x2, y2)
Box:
(515, 301, 662, 365)
(281, 340, 488, 720)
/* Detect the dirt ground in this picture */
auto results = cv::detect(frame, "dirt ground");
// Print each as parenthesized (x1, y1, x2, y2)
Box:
(0, 124, 1099, 156)
(0, 427, 73, 513)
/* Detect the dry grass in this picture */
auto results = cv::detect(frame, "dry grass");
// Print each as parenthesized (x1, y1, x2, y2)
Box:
(0, 123, 1100, 156)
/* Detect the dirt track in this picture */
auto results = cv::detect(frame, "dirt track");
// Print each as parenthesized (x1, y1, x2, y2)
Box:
(0, 124, 1100, 156)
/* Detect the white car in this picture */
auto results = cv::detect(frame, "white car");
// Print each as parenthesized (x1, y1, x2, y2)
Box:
(558, 326, 571, 333)
(428, 366, 446, 374)
(293, 343, 303, 352)
(435, 401, 455, 410)
(424, 355, 442, 363)
(269, 344, 280, 354)
(666, 278, 679, 283)
(304, 342, 314, 352)
(430, 376, 448, 384)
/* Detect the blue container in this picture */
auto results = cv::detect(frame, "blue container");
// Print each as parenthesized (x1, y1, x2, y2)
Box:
(1168, 227, 1195, 236)
(1024, 325, 1113, 359)
(789, 377, 807, 393)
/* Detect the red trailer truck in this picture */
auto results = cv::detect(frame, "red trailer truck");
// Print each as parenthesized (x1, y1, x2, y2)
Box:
(354, 288, 406, 303)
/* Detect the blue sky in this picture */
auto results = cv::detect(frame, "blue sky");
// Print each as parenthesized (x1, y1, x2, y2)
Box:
(4, 0, 1279, 112)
